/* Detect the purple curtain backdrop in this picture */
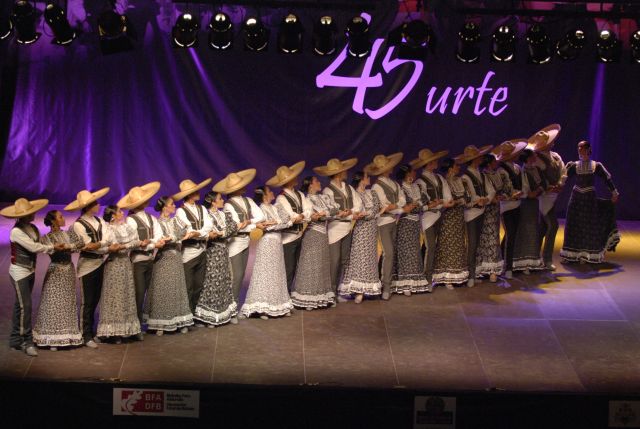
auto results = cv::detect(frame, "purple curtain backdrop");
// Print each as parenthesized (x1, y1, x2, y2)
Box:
(1, 1, 638, 219)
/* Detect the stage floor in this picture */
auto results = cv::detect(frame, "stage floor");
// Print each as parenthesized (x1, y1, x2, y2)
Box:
(1, 212, 639, 395)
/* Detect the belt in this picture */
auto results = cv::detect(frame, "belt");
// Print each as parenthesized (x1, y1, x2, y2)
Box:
(237, 232, 251, 236)
(573, 186, 595, 193)
(80, 251, 103, 259)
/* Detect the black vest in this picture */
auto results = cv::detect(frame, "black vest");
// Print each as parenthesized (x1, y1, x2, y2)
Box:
(77, 216, 103, 259)
(328, 183, 354, 210)
(419, 173, 444, 201)
(282, 190, 304, 233)
(130, 212, 154, 256)
(463, 170, 487, 197)
(182, 204, 205, 249)
(11, 223, 40, 269)
(501, 163, 522, 192)
(539, 152, 563, 186)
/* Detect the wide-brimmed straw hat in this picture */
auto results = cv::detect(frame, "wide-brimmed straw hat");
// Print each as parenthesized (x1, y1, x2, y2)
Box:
(117, 181, 161, 210)
(266, 161, 305, 187)
(0, 198, 49, 219)
(493, 139, 528, 162)
(313, 158, 358, 177)
(364, 153, 403, 176)
(212, 169, 256, 195)
(528, 124, 561, 152)
(410, 149, 449, 170)
(64, 187, 110, 211)
(171, 178, 212, 201)
(454, 145, 494, 164)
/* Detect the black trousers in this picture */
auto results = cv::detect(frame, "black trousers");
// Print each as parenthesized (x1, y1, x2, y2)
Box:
(378, 223, 397, 294)
(133, 260, 154, 326)
(80, 264, 104, 343)
(501, 208, 521, 271)
(466, 214, 485, 279)
(230, 248, 250, 303)
(329, 233, 352, 294)
(9, 273, 35, 348)
(423, 219, 441, 283)
(283, 236, 303, 293)
(183, 252, 207, 314)
(540, 205, 559, 264)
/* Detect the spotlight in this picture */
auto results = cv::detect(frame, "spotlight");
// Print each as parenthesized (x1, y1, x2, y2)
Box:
(208, 12, 233, 50)
(312, 15, 337, 56)
(631, 30, 640, 63)
(346, 16, 371, 58)
(596, 29, 621, 63)
(44, 3, 76, 46)
(97, 10, 133, 55)
(491, 25, 515, 62)
(388, 19, 431, 60)
(0, 16, 12, 40)
(556, 29, 585, 60)
(456, 21, 481, 63)
(526, 24, 551, 64)
(172, 13, 199, 48)
(243, 17, 269, 52)
(278, 13, 303, 54)
(10, 1, 40, 45)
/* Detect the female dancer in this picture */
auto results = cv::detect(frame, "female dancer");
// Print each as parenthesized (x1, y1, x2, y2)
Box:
(143, 196, 194, 335)
(33, 210, 84, 350)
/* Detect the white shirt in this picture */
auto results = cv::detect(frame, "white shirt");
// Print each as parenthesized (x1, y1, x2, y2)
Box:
(74, 214, 109, 278)
(372, 176, 406, 227)
(9, 226, 54, 282)
(275, 188, 313, 244)
(416, 171, 452, 231)
(176, 202, 213, 263)
(536, 151, 567, 216)
(225, 196, 265, 257)
(461, 167, 496, 222)
(498, 162, 528, 214)
(126, 211, 163, 263)
(322, 181, 363, 244)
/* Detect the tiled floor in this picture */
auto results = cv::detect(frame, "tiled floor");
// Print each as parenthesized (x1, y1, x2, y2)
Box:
(1, 214, 639, 394)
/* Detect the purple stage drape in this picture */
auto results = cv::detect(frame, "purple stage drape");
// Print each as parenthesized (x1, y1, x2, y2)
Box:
(1, 1, 639, 219)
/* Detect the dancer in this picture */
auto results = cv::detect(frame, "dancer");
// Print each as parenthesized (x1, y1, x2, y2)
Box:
(457, 145, 494, 288)
(195, 191, 239, 327)
(291, 176, 338, 309)
(560, 140, 620, 263)
(65, 187, 112, 348)
(529, 124, 566, 270)
(33, 210, 84, 351)
(241, 186, 293, 319)
(366, 153, 406, 300)
(391, 164, 430, 295)
(144, 196, 194, 334)
(268, 161, 310, 292)
(338, 171, 382, 303)
(412, 149, 450, 289)
(2, 198, 63, 356)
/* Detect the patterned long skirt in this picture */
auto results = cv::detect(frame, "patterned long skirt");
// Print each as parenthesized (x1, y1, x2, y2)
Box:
(433, 206, 469, 285)
(144, 247, 194, 331)
(339, 218, 381, 296)
(241, 232, 293, 317)
(33, 262, 83, 347)
(513, 199, 543, 271)
(391, 216, 430, 293)
(560, 191, 620, 263)
(194, 242, 237, 326)
(475, 203, 504, 276)
(97, 254, 141, 337)
(292, 228, 336, 307)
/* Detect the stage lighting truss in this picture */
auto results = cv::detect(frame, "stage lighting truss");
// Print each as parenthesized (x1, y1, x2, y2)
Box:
(97, 9, 134, 55)
(630, 30, 640, 63)
(345, 15, 371, 58)
(456, 21, 481, 63)
(209, 12, 233, 50)
(278, 13, 303, 53)
(173, 13, 199, 48)
(556, 29, 585, 60)
(312, 15, 337, 56)
(491, 25, 515, 62)
(596, 29, 621, 63)
(243, 16, 269, 52)
(11, 0, 40, 45)
(526, 24, 551, 64)
(44, 3, 76, 46)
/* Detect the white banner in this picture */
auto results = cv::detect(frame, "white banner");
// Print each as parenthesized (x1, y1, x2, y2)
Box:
(113, 388, 199, 418)
(414, 396, 456, 429)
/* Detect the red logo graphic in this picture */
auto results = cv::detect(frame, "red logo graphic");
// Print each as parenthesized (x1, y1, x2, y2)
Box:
(120, 390, 165, 415)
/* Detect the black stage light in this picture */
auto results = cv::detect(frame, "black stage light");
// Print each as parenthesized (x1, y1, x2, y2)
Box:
(596, 29, 621, 63)
(387, 19, 431, 60)
(630, 30, 640, 63)
(0, 15, 13, 40)
(526, 24, 551, 64)
(491, 25, 515, 62)
(208, 12, 233, 50)
(556, 29, 585, 60)
(312, 15, 336, 56)
(243, 16, 269, 52)
(172, 13, 199, 48)
(44, 3, 76, 46)
(456, 21, 481, 63)
(346, 15, 371, 58)
(278, 13, 303, 54)
(11, 1, 40, 45)
(97, 10, 133, 55)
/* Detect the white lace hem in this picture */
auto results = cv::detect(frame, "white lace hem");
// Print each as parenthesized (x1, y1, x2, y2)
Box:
(560, 249, 604, 264)
(513, 258, 544, 271)
(33, 331, 83, 347)
(391, 277, 431, 293)
(338, 280, 382, 296)
(476, 260, 504, 275)
(606, 230, 621, 250)
(97, 321, 141, 338)
(432, 270, 469, 285)
(291, 291, 336, 308)
(144, 313, 195, 331)
(240, 300, 293, 317)
(193, 302, 238, 326)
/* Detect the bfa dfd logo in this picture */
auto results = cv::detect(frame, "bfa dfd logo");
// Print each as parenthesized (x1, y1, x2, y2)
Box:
(120, 390, 165, 415)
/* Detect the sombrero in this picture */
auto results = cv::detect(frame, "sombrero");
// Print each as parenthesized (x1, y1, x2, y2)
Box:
(364, 153, 403, 176)
(410, 149, 449, 170)
(117, 181, 161, 210)
(171, 178, 212, 201)
(212, 169, 256, 195)
(493, 139, 528, 162)
(64, 187, 110, 211)
(454, 145, 493, 164)
(313, 158, 358, 177)
(528, 124, 561, 152)
(266, 161, 305, 187)
(0, 198, 49, 219)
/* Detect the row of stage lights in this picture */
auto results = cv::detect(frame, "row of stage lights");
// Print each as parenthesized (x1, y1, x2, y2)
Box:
(2, 1, 640, 63)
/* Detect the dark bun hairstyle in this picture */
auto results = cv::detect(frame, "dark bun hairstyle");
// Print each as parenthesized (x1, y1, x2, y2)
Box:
(203, 191, 221, 209)
(103, 205, 119, 223)
(519, 148, 534, 164)
(395, 164, 412, 182)
(439, 158, 456, 174)
(300, 176, 314, 194)
(44, 210, 58, 227)
(154, 196, 171, 212)
(351, 171, 365, 188)
(253, 186, 267, 205)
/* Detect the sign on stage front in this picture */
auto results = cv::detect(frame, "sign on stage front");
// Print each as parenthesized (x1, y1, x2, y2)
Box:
(113, 388, 199, 418)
